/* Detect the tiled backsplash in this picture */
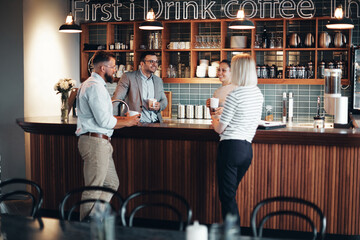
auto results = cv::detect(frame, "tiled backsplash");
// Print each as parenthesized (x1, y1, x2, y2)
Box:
(107, 82, 351, 123)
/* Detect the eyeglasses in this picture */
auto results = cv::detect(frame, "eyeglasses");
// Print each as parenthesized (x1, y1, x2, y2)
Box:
(144, 60, 159, 64)
(104, 65, 116, 69)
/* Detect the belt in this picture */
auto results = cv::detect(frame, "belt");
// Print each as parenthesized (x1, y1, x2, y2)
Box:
(82, 132, 111, 141)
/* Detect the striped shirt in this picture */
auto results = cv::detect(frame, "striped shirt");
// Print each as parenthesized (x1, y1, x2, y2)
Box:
(219, 85, 263, 142)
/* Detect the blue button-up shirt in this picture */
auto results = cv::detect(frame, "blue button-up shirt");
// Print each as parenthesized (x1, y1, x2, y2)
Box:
(75, 72, 117, 137)
(140, 69, 158, 123)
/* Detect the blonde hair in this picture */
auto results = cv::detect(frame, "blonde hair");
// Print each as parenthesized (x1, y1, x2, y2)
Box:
(230, 54, 258, 86)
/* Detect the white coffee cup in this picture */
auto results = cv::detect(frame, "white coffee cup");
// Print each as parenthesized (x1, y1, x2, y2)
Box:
(148, 98, 157, 108)
(210, 97, 219, 111)
(196, 66, 206, 78)
(208, 66, 217, 78)
(211, 61, 220, 68)
(128, 110, 140, 116)
(199, 59, 209, 66)
(179, 42, 186, 49)
(185, 41, 191, 49)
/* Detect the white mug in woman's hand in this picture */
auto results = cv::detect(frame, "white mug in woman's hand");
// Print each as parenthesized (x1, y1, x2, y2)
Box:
(210, 97, 219, 111)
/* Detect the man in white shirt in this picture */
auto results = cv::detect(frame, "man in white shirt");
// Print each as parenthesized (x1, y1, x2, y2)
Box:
(76, 51, 140, 220)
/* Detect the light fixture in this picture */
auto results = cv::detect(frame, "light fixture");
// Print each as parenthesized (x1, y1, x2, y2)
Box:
(139, 8, 164, 30)
(229, 8, 255, 30)
(326, 5, 354, 30)
(59, 0, 82, 33)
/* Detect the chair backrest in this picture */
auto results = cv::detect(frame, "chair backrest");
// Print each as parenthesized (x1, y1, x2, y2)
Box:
(0, 178, 43, 218)
(59, 186, 123, 221)
(120, 190, 192, 231)
(251, 197, 326, 240)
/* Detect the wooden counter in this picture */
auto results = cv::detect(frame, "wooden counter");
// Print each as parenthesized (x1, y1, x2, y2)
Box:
(17, 117, 360, 235)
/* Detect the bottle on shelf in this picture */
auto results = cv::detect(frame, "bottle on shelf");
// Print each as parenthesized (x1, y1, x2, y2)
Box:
(262, 25, 269, 48)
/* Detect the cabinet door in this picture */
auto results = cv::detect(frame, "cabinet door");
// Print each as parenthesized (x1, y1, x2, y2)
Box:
(255, 20, 284, 81)
(110, 23, 135, 79)
(192, 22, 221, 81)
(81, 24, 108, 81)
(163, 22, 191, 80)
(317, 19, 350, 82)
(285, 20, 316, 80)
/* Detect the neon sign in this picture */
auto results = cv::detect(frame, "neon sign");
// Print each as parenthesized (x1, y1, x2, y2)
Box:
(73, 0, 359, 22)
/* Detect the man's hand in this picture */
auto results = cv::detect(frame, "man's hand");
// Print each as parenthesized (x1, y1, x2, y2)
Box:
(149, 102, 160, 111)
(114, 114, 140, 129)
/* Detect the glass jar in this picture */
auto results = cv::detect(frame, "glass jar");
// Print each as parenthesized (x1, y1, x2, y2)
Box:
(265, 105, 274, 121)
(318, 61, 326, 78)
(256, 65, 261, 78)
(261, 66, 268, 78)
(314, 116, 325, 129)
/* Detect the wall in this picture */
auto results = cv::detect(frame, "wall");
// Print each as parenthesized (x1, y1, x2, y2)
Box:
(0, 0, 81, 182)
(23, 0, 80, 117)
(0, 0, 25, 181)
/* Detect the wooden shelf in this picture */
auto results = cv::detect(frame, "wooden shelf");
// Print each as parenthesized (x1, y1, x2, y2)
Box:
(317, 48, 349, 51)
(223, 48, 252, 51)
(254, 48, 284, 51)
(285, 48, 316, 51)
(258, 78, 349, 85)
(163, 78, 220, 84)
(108, 50, 133, 53)
(164, 49, 191, 52)
(136, 49, 162, 52)
(192, 48, 221, 51)
(80, 17, 351, 85)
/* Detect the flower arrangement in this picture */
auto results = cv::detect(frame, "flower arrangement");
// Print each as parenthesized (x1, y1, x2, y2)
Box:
(54, 78, 76, 94)
(54, 78, 76, 122)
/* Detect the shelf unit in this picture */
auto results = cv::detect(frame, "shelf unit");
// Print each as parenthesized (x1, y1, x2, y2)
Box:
(80, 17, 351, 85)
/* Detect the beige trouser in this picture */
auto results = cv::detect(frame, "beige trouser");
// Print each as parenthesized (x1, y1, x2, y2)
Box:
(78, 135, 119, 220)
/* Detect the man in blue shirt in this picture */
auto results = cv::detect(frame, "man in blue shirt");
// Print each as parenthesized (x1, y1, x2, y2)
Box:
(76, 51, 140, 220)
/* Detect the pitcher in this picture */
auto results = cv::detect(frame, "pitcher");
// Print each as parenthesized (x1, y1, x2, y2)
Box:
(319, 32, 331, 48)
(334, 32, 346, 48)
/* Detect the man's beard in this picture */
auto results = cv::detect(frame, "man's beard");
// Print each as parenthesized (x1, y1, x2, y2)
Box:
(105, 72, 113, 83)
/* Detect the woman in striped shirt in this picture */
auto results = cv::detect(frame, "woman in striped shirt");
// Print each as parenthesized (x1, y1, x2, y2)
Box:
(211, 54, 264, 224)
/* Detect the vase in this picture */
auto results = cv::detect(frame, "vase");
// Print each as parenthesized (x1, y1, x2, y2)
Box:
(61, 92, 69, 122)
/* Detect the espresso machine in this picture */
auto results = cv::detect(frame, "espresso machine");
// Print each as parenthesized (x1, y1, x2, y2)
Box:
(324, 69, 349, 128)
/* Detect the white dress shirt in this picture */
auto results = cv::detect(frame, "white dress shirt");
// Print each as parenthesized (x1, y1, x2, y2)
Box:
(75, 72, 117, 137)
(140, 69, 158, 123)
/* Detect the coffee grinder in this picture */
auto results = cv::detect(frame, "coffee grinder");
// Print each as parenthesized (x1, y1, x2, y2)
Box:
(323, 69, 349, 128)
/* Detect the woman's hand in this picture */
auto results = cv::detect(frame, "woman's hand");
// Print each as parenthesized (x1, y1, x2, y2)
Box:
(211, 107, 224, 116)
(206, 98, 210, 108)
(211, 115, 226, 134)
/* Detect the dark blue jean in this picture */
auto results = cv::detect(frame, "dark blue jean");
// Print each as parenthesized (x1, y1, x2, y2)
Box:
(216, 139, 253, 223)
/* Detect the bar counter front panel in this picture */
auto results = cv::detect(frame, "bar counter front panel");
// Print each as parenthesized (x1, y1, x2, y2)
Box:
(17, 117, 360, 235)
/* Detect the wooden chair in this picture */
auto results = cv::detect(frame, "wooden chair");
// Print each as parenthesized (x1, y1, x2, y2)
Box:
(0, 178, 43, 218)
(120, 190, 192, 231)
(251, 196, 326, 240)
(59, 186, 123, 221)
